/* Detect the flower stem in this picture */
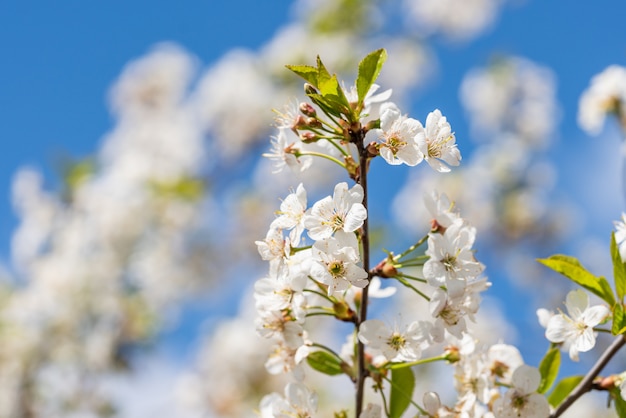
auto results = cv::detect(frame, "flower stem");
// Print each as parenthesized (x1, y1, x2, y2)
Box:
(296, 151, 347, 168)
(550, 334, 626, 418)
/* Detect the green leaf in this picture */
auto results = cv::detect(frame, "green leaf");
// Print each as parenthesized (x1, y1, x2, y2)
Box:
(612, 232, 626, 303)
(307, 93, 344, 119)
(285, 64, 319, 87)
(389, 366, 415, 418)
(356, 49, 387, 105)
(611, 387, 626, 418)
(612, 303, 626, 335)
(306, 351, 344, 376)
(538, 347, 561, 394)
(538, 255, 616, 306)
(547, 375, 583, 407)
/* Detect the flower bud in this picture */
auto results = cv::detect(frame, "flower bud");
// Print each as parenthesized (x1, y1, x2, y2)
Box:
(443, 345, 461, 363)
(304, 83, 318, 95)
(299, 131, 318, 143)
(306, 117, 322, 129)
(299, 102, 316, 117)
(333, 300, 356, 322)
(366, 142, 380, 158)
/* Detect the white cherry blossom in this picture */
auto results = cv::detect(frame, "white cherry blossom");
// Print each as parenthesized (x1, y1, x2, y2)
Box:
(359, 403, 382, 418)
(424, 219, 484, 288)
(264, 128, 312, 173)
(358, 319, 431, 362)
(614, 212, 626, 262)
(578, 64, 626, 135)
(416, 109, 461, 172)
(304, 182, 367, 240)
(372, 102, 424, 166)
(260, 382, 317, 417)
(545, 289, 610, 361)
(271, 183, 309, 244)
(310, 234, 368, 295)
(492, 365, 550, 418)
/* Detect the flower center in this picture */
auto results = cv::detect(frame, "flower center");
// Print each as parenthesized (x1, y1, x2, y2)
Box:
(388, 332, 406, 351)
(329, 261, 346, 278)
(385, 134, 406, 154)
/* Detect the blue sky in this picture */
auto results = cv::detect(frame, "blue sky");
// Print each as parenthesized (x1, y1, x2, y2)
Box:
(2, 0, 626, 387)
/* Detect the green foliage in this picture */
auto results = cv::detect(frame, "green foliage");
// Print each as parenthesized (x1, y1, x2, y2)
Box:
(306, 351, 345, 376)
(308, 0, 374, 35)
(388, 367, 415, 418)
(284, 64, 319, 86)
(611, 232, 626, 304)
(612, 303, 626, 335)
(538, 347, 561, 394)
(537, 255, 616, 306)
(149, 177, 204, 201)
(610, 387, 626, 418)
(356, 48, 387, 107)
(547, 375, 583, 407)
(286, 50, 387, 124)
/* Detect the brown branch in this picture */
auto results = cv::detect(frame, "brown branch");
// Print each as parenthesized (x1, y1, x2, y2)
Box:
(354, 126, 371, 418)
(550, 334, 626, 418)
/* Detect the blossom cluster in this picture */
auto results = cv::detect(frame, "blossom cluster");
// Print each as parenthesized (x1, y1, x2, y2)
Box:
(253, 56, 553, 416)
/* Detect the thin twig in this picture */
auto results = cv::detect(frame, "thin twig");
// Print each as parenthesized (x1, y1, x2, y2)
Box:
(550, 334, 626, 418)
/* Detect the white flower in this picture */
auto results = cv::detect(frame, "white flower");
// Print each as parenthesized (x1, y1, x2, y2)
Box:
(263, 128, 312, 173)
(420, 392, 455, 418)
(545, 289, 610, 361)
(424, 190, 460, 230)
(260, 382, 317, 418)
(372, 103, 423, 166)
(360, 403, 382, 418)
(620, 378, 626, 401)
(614, 212, 626, 262)
(255, 227, 289, 270)
(254, 270, 307, 322)
(304, 182, 367, 240)
(265, 341, 306, 380)
(367, 277, 397, 298)
(578, 65, 626, 135)
(255, 310, 304, 348)
(416, 109, 461, 172)
(492, 365, 550, 418)
(358, 319, 430, 362)
(271, 183, 309, 244)
(310, 234, 368, 295)
(344, 83, 393, 122)
(424, 219, 484, 288)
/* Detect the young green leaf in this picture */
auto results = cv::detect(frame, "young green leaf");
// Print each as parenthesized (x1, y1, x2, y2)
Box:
(537, 255, 616, 306)
(547, 375, 584, 407)
(285, 64, 319, 87)
(610, 387, 626, 418)
(612, 232, 626, 303)
(612, 303, 626, 335)
(306, 351, 344, 376)
(537, 347, 560, 394)
(389, 366, 415, 418)
(356, 49, 387, 105)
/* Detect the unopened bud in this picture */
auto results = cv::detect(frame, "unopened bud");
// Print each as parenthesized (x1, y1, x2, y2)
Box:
(381, 262, 397, 278)
(443, 345, 461, 363)
(299, 131, 318, 143)
(293, 115, 307, 130)
(304, 83, 318, 95)
(597, 375, 617, 391)
(299, 102, 316, 117)
(333, 301, 356, 322)
(366, 142, 380, 158)
(306, 117, 322, 129)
